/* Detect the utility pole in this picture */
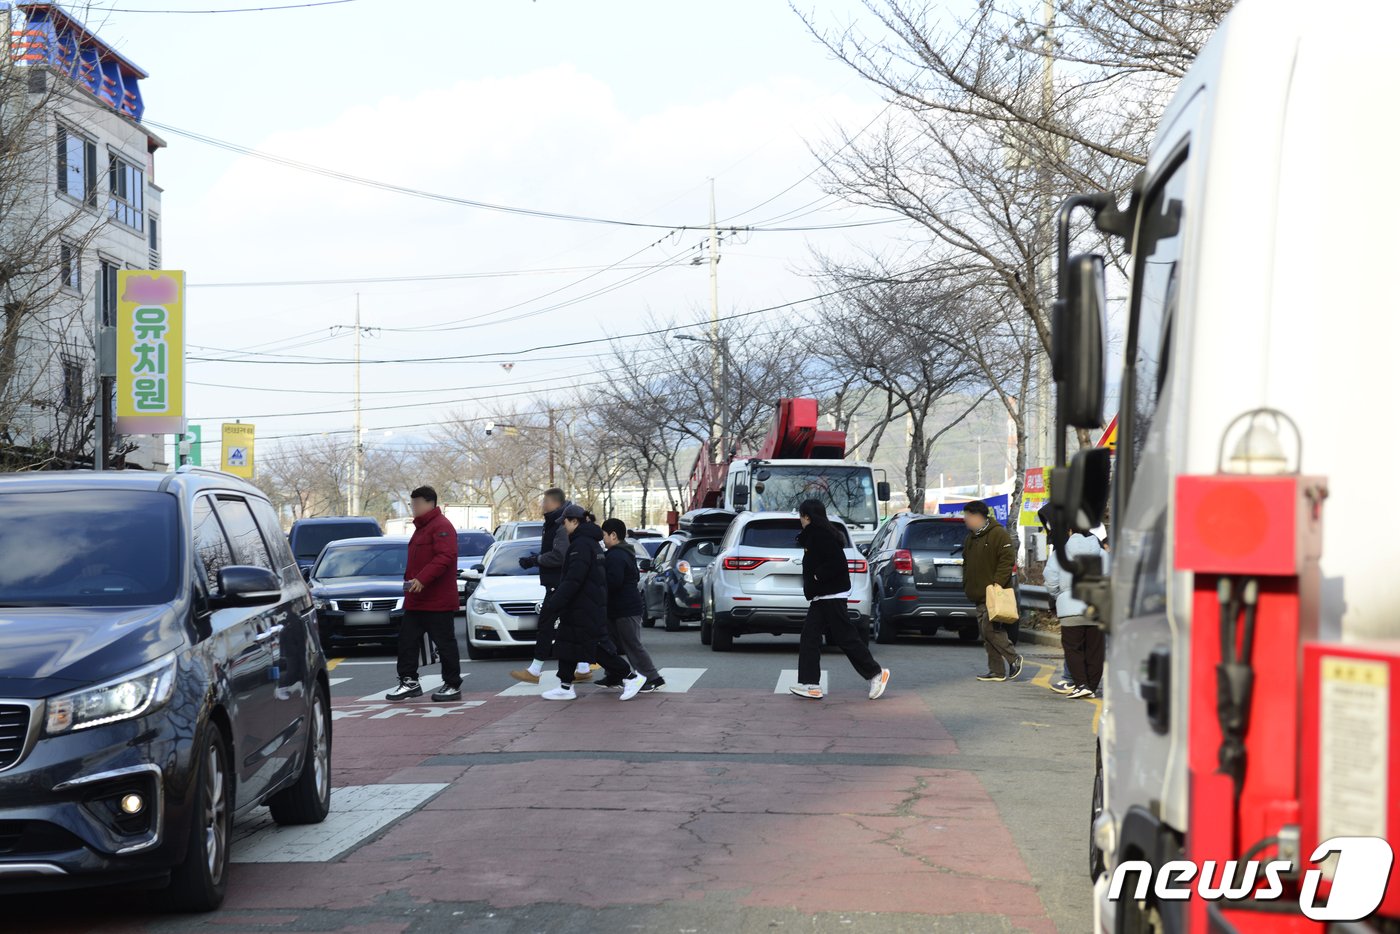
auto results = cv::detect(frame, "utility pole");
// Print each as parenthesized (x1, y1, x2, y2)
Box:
(547, 406, 556, 486)
(707, 178, 722, 462)
(332, 296, 374, 515)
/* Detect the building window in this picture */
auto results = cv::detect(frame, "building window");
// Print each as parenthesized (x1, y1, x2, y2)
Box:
(108, 153, 144, 230)
(61, 356, 84, 410)
(59, 242, 80, 292)
(99, 260, 118, 327)
(57, 125, 98, 206)
(148, 215, 160, 268)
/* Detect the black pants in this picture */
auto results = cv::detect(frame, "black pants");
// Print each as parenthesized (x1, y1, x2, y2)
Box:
(532, 586, 558, 662)
(798, 599, 882, 686)
(1061, 624, 1105, 691)
(556, 638, 631, 686)
(397, 610, 461, 688)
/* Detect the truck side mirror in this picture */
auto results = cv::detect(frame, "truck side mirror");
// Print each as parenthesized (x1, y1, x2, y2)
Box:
(1053, 253, 1107, 429)
(877, 481, 891, 502)
(732, 484, 749, 508)
(1048, 448, 1112, 567)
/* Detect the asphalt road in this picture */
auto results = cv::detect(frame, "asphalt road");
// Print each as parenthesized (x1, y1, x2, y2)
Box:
(11, 617, 1099, 934)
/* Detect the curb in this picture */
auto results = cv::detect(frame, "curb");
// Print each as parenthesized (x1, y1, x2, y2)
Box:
(1018, 627, 1062, 649)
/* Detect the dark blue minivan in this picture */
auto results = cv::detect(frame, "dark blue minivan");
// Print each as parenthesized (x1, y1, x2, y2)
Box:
(0, 468, 331, 910)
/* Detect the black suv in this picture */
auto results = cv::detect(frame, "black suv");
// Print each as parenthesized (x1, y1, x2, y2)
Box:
(287, 516, 382, 577)
(0, 469, 331, 909)
(866, 513, 1021, 645)
(641, 510, 734, 632)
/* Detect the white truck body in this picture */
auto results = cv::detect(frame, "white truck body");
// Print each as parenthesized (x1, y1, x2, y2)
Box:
(1097, 0, 1400, 923)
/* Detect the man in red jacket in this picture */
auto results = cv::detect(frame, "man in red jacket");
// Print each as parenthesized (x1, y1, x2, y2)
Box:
(387, 486, 461, 702)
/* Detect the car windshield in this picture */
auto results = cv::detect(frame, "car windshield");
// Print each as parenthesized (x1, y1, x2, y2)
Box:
(0, 490, 179, 607)
(486, 541, 541, 576)
(457, 532, 494, 556)
(749, 466, 878, 526)
(637, 540, 664, 558)
(293, 522, 379, 558)
(313, 543, 407, 579)
(903, 521, 967, 552)
(738, 519, 853, 550)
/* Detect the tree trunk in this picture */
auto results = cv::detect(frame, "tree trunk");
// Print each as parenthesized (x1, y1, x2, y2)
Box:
(904, 409, 927, 513)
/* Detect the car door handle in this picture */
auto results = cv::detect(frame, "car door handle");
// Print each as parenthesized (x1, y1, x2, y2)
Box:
(255, 625, 285, 644)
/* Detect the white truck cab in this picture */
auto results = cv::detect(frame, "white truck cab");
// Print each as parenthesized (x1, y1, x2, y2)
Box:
(724, 458, 888, 545)
(1050, 1, 1400, 930)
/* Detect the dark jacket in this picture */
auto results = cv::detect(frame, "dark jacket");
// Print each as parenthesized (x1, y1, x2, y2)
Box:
(962, 518, 1015, 604)
(533, 501, 572, 589)
(541, 521, 608, 657)
(797, 522, 851, 601)
(603, 544, 644, 620)
(405, 507, 459, 612)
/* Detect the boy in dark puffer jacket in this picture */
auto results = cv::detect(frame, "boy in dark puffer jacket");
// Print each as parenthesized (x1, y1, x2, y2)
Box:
(539, 505, 646, 702)
(600, 518, 665, 692)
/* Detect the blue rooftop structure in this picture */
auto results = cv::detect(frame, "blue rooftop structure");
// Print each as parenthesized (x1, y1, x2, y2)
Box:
(7, 1, 148, 122)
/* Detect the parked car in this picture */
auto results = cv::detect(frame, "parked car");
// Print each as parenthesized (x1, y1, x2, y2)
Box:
(701, 511, 871, 651)
(493, 520, 545, 542)
(642, 535, 722, 631)
(309, 537, 409, 651)
(864, 513, 1022, 645)
(632, 538, 665, 563)
(287, 515, 382, 577)
(465, 540, 546, 659)
(0, 468, 331, 910)
(455, 530, 496, 605)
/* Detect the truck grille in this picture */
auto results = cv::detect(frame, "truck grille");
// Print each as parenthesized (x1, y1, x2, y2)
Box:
(499, 602, 539, 617)
(0, 704, 33, 770)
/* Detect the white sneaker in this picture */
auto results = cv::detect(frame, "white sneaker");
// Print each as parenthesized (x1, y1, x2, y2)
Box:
(619, 674, 647, 701)
(788, 684, 824, 700)
(541, 685, 576, 701)
(868, 669, 890, 700)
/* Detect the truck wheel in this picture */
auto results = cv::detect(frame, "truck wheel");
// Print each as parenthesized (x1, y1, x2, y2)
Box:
(269, 686, 332, 825)
(664, 602, 681, 632)
(873, 599, 898, 645)
(163, 726, 233, 912)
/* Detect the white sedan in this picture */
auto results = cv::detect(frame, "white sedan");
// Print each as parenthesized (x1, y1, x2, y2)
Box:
(465, 539, 546, 660)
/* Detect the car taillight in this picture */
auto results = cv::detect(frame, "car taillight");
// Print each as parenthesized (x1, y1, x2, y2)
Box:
(722, 556, 785, 571)
(847, 559, 868, 574)
(893, 549, 914, 574)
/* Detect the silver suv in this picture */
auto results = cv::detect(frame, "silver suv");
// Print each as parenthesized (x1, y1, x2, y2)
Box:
(701, 511, 871, 651)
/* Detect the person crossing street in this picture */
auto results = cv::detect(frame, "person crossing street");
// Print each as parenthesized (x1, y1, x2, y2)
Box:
(511, 488, 593, 685)
(600, 518, 665, 692)
(387, 486, 462, 702)
(961, 500, 1022, 682)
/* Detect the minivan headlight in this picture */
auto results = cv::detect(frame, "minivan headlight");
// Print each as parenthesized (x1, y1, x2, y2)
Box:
(46, 656, 177, 735)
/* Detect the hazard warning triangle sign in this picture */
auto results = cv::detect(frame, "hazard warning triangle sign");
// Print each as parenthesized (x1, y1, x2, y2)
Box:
(1097, 415, 1118, 452)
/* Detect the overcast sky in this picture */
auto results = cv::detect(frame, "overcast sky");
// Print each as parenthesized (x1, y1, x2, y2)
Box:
(70, 0, 956, 462)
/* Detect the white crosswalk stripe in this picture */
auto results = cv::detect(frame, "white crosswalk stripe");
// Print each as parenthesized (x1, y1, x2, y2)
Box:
(328, 677, 352, 686)
(497, 667, 709, 696)
(359, 674, 444, 702)
(774, 669, 828, 694)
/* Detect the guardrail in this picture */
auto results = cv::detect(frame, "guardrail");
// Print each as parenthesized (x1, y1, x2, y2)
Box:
(1020, 584, 1051, 612)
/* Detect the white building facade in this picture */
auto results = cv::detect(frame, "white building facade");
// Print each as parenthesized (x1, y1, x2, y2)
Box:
(2, 2, 165, 469)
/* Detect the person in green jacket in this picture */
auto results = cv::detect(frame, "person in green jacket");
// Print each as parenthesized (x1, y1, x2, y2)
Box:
(961, 501, 1023, 682)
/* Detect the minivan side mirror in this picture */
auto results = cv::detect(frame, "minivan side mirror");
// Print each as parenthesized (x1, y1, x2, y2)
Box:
(1052, 253, 1107, 429)
(857, 543, 871, 557)
(639, 559, 655, 573)
(212, 566, 282, 609)
(695, 541, 716, 557)
(731, 484, 750, 508)
(876, 481, 891, 503)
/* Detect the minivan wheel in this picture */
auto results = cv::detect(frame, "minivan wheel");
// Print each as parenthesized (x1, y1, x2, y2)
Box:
(164, 728, 232, 912)
(270, 686, 332, 825)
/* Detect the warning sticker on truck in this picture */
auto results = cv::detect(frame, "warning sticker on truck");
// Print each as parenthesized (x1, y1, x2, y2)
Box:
(1320, 657, 1390, 851)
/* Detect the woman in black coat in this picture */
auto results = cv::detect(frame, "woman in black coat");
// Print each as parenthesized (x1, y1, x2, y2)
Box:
(791, 499, 890, 700)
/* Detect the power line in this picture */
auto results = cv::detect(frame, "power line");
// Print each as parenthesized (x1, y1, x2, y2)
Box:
(144, 120, 900, 234)
(91, 0, 358, 12)
(186, 261, 690, 289)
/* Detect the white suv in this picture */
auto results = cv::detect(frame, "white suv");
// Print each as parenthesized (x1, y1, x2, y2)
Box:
(701, 512, 871, 651)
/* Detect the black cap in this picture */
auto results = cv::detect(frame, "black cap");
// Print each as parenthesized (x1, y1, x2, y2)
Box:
(561, 503, 588, 520)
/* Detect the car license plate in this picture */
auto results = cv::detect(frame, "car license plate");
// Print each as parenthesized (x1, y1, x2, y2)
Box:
(936, 566, 962, 583)
(344, 611, 391, 626)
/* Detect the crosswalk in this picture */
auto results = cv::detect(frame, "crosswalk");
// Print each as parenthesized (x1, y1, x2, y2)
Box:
(331, 666, 845, 700)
